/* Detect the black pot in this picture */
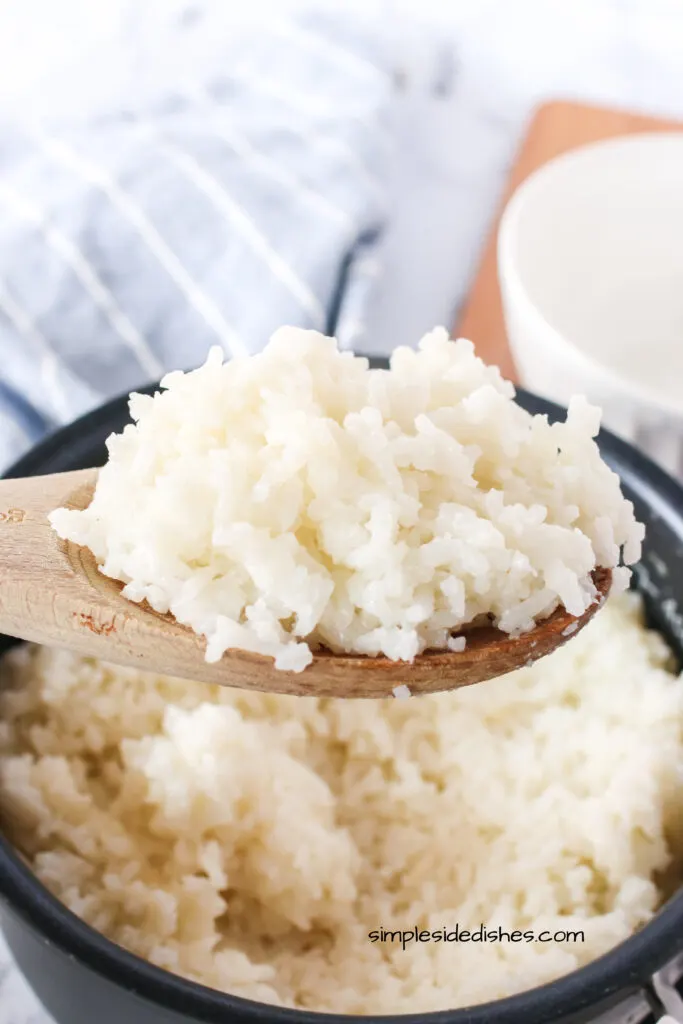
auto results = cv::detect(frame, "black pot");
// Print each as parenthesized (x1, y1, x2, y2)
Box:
(1, 374, 683, 1024)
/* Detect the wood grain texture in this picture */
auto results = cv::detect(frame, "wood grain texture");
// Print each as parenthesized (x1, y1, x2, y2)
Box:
(455, 100, 683, 380)
(0, 469, 611, 698)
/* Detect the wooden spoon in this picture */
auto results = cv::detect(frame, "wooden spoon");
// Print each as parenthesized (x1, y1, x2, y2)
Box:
(0, 469, 612, 698)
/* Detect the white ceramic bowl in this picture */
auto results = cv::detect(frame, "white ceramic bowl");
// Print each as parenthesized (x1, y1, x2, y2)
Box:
(498, 132, 683, 479)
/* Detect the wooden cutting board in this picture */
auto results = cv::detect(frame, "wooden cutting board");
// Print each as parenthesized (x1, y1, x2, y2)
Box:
(455, 100, 683, 382)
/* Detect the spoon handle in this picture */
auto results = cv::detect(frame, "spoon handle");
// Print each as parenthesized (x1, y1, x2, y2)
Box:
(0, 468, 106, 651)
(0, 469, 279, 692)
(0, 468, 174, 665)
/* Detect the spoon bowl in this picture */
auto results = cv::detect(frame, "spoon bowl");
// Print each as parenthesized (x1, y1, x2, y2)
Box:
(0, 468, 612, 697)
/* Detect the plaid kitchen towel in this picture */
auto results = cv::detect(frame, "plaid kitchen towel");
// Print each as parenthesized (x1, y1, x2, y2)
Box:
(0, 4, 394, 471)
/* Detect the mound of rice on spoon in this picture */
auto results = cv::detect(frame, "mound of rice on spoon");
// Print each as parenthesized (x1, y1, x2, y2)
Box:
(49, 327, 643, 679)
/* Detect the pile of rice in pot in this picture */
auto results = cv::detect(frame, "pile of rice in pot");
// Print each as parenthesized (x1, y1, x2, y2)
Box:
(1, 593, 682, 1013)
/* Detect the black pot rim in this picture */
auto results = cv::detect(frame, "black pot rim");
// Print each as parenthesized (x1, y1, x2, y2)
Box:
(2, 378, 683, 1024)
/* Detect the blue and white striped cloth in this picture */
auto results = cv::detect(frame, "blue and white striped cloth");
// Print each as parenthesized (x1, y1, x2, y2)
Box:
(0, 8, 394, 470)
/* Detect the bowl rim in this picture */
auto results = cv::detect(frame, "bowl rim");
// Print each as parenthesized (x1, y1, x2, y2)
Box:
(2, 376, 683, 1024)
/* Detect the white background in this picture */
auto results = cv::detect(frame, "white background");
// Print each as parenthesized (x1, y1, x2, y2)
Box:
(4, 0, 683, 359)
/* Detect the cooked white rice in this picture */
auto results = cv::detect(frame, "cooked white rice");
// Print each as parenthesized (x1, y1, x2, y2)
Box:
(1, 592, 682, 1014)
(49, 327, 643, 672)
